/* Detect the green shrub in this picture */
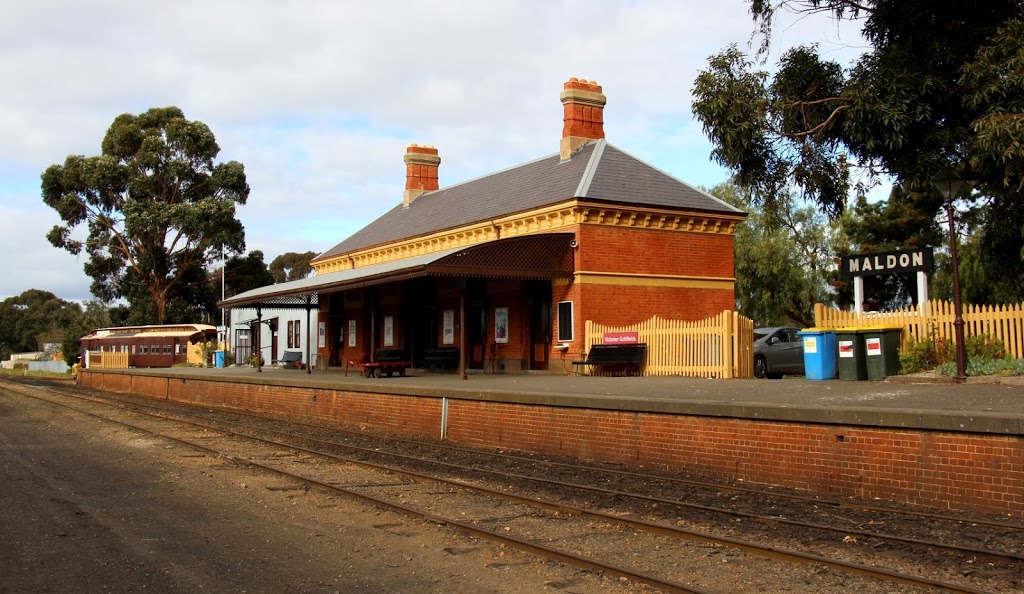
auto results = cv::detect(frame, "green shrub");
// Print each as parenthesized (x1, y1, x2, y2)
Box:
(931, 333, 1019, 377)
(900, 330, 1015, 376)
(937, 357, 1024, 377)
(899, 334, 953, 374)
(965, 334, 1007, 360)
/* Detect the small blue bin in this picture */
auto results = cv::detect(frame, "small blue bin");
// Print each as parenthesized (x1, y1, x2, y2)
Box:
(214, 350, 225, 368)
(798, 329, 837, 380)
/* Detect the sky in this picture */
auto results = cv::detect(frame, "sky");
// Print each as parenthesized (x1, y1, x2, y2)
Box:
(0, 0, 870, 303)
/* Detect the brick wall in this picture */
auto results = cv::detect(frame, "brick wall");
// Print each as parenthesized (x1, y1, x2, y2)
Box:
(578, 224, 735, 278)
(80, 369, 1023, 515)
(487, 280, 528, 365)
(445, 400, 1022, 513)
(579, 284, 735, 328)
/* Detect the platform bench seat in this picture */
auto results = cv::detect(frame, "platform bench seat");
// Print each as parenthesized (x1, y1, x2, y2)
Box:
(571, 344, 646, 376)
(424, 347, 459, 371)
(279, 351, 304, 369)
(375, 349, 409, 363)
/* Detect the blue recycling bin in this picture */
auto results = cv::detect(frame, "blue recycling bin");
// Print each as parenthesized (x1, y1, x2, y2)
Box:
(214, 350, 225, 368)
(798, 329, 837, 380)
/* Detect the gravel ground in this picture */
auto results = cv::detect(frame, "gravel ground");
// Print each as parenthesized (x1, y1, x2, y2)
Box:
(0, 388, 638, 594)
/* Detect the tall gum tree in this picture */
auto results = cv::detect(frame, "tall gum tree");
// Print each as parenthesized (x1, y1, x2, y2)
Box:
(42, 107, 249, 323)
(693, 1, 1024, 215)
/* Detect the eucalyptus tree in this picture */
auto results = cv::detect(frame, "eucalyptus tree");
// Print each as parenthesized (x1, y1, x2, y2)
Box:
(42, 107, 249, 323)
(269, 251, 317, 284)
(712, 181, 835, 327)
(692, 1, 1024, 292)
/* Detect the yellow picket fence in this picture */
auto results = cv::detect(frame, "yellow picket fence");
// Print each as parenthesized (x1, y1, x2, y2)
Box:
(814, 300, 1024, 358)
(88, 350, 129, 369)
(584, 311, 755, 378)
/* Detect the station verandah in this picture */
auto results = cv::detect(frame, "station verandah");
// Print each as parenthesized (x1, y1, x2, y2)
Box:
(225, 234, 576, 378)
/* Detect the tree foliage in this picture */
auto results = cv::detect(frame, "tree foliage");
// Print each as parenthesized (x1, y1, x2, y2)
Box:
(269, 251, 317, 284)
(41, 107, 250, 323)
(0, 290, 87, 362)
(693, 1, 1024, 216)
(224, 250, 275, 298)
(60, 300, 112, 367)
(711, 181, 834, 327)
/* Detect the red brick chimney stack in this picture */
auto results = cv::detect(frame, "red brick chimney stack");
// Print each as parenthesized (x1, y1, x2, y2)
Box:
(403, 144, 441, 207)
(560, 78, 606, 160)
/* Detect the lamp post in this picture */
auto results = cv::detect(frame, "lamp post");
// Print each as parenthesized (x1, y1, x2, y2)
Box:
(930, 168, 967, 383)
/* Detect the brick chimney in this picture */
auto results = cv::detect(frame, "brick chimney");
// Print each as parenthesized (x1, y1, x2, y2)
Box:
(560, 78, 606, 160)
(403, 144, 440, 207)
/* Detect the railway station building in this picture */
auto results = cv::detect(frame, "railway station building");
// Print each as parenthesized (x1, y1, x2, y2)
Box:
(221, 78, 746, 374)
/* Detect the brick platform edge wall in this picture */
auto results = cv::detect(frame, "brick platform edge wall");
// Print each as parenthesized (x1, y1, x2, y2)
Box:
(81, 371, 1023, 516)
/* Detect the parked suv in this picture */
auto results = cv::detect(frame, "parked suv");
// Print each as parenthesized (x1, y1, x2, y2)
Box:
(753, 327, 804, 379)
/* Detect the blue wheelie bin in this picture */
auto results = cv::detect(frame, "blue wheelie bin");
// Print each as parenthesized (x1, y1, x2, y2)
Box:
(798, 328, 837, 380)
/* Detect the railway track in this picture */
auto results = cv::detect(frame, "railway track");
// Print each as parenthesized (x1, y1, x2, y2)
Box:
(3, 377, 1020, 593)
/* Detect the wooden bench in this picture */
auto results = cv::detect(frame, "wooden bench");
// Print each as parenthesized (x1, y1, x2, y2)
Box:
(571, 344, 646, 376)
(279, 351, 304, 369)
(424, 347, 459, 372)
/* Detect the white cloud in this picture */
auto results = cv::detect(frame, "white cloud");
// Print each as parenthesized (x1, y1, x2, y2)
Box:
(0, 0, 867, 302)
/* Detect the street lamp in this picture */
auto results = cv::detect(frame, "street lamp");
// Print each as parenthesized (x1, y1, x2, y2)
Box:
(930, 167, 967, 383)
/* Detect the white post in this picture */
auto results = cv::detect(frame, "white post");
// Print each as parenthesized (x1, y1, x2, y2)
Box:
(854, 276, 864, 314)
(916, 270, 930, 340)
(220, 244, 226, 347)
(916, 271, 929, 310)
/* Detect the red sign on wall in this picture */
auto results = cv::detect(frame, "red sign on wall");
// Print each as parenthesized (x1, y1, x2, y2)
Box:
(603, 331, 639, 345)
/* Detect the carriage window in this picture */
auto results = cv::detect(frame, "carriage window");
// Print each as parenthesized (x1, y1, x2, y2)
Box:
(140, 345, 147, 354)
(163, 345, 172, 355)
(132, 345, 137, 354)
(557, 301, 574, 342)
(152, 344, 159, 354)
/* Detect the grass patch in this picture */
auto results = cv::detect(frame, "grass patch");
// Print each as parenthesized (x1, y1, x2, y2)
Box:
(0, 367, 72, 379)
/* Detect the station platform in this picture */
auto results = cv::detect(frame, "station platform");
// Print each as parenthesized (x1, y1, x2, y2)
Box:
(77, 366, 1024, 515)
(114, 365, 1024, 436)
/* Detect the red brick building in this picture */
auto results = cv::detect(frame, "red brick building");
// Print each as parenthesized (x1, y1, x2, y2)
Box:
(221, 78, 746, 374)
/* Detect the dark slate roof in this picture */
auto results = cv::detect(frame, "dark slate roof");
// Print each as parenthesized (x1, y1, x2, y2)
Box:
(315, 140, 743, 261)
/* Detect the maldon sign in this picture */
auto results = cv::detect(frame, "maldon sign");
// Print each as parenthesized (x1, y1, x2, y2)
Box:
(840, 248, 933, 277)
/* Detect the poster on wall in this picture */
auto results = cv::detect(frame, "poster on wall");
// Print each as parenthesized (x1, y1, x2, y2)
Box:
(348, 320, 357, 348)
(383, 316, 394, 347)
(443, 310, 454, 344)
(495, 307, 509, 343)
(318, 322, 326, 348)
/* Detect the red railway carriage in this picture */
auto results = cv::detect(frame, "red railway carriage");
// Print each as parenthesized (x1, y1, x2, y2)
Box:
(81, 324, 217, 368)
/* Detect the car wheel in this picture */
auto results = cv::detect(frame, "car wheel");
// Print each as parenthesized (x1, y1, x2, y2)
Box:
(754, 356, 768, 379)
